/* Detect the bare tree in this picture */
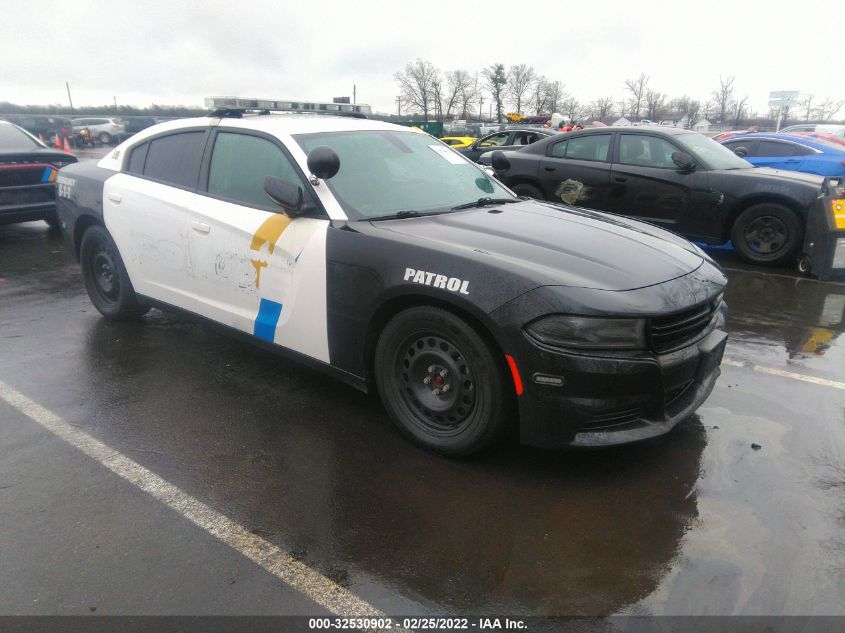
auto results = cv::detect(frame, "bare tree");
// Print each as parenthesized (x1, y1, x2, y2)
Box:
(813, 98, 845, 121)
(529, 76, 549, 115)
(432, 74, 443, 121)
(686, 100, 702, 128)
(711, 75, 736, 124)
(442, 69, 473, 120)
(798, 94, 814, 121)
(544, 80, 566, 114)
(483, 63, 507, 123)
(507, 64, 536, 114)
(588, 96, 614, 121)
(624, 73, 649, 119)
(459, 74, 480, 120)
(560, 96, 585, 122)
(644, 89, 667, 121)
(732, 95, 749, 125)
(394, 59, 439, 120)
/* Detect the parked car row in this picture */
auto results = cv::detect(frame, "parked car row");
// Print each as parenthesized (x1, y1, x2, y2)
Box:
(481, 126, 845, 276)
(0, 114, 162, 147)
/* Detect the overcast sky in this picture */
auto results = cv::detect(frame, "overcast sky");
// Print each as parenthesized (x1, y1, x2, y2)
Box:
(2, 0, 841, 117)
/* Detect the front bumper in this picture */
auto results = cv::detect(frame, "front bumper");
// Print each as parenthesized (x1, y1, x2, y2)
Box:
(513, 321, 727, 448)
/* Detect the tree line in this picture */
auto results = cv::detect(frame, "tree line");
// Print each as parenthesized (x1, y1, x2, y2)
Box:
(394, 60, 845, 126)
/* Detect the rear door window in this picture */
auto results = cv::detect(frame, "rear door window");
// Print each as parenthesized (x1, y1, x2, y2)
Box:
(143, 131, 206, 189)
(756, 141, 803, 157)
(566, 135, 611, 161)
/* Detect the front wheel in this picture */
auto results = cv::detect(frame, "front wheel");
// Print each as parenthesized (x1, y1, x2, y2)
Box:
(80, 225, 148, 320)
(730, 203, 802, 266)
(511, 183, 544, 199)
(375, 306, 511, 456)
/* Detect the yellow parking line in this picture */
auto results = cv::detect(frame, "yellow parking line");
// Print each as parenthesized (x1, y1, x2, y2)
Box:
(722, 358, 845, 390)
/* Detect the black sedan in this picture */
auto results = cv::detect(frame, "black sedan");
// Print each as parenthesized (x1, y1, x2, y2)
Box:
(0, 121, 77, 228)
(484, 126, 840, 267)
(458, 127, 556, 162)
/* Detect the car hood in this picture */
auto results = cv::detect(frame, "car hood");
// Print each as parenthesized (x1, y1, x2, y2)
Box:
(713, 165, 825, 187)
(371, 200, 704, 291)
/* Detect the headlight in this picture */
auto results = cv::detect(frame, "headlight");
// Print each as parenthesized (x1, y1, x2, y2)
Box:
(525, 315, 646, 350)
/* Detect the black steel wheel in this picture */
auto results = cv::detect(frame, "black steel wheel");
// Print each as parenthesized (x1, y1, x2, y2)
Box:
(511, 183, 543, 199)
(80, 225, 148, 320)
(730, 203, 802, 266)
(375, 306, 511, 456)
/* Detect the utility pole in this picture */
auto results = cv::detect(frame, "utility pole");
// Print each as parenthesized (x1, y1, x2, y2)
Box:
(66, 82, 74, 114)
(395, 95, 401, 117)
(353, 84, 356, 105)
(479, 95, 483, 122)
(113, 95, 117, 110)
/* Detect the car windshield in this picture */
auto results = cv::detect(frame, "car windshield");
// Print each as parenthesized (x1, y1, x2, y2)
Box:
(294, 130, 515, 219)
(676, 132, 752, 170)
(0, 123, 41, 150)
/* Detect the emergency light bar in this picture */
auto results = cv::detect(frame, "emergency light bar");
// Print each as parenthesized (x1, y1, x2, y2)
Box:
(204, 96, 371, 116)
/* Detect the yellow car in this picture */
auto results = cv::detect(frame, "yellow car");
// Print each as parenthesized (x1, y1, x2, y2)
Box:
(439, 136, 477, 149)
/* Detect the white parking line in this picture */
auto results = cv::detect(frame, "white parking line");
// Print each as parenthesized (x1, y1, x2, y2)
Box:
(722, 358, 845, 391)
(0, 380, 388, 620)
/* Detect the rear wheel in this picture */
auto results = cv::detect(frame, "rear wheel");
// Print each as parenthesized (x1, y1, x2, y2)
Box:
(375, 306, 510, 456)
(80, 225, 148, 320)
(98, 132, 112, 145)
(730, 203, 802, 266)
(511, 183, 544, 199)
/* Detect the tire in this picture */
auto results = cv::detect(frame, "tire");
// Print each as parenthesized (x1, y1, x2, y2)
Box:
(375, 306, 511, 456)
(43, 214, 60, 230)
(511, 183, 544, 199)
(98, 132, 112, 145)
(730, 203, 802, 266)
(79, 225, 148, 320)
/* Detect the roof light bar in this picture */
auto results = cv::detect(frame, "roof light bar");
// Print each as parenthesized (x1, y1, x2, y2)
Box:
(204, 96, 371, 116)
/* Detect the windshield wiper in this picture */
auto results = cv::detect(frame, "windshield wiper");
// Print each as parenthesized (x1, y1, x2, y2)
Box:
(367, 210, 423, 221)
(450, 197, 521, 210)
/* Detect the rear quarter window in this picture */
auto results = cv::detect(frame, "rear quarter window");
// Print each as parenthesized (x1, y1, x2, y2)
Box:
(142, 131, 206, 189)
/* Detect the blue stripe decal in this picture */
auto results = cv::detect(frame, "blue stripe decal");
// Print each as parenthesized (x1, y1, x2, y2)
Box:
(41, 167, 53, 183)
(253, 299, 283, 342)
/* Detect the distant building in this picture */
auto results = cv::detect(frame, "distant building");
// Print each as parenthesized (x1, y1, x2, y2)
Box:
(613, 117, 633, 126)
(693, 118, 711, 132)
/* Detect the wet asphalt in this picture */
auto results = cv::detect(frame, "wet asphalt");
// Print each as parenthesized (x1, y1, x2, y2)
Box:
(1, 146, 844, 618)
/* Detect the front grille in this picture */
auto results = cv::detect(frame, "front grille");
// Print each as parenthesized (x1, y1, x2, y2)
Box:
(649, 301, 717, 354)
(581, 407, 644, 432)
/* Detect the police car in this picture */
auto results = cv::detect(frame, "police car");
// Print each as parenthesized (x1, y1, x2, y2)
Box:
(56, 104, 728, 456)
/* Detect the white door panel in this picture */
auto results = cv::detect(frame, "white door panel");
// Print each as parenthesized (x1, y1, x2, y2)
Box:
(186, 194, 330, 363)
(103, 173, 196, 311)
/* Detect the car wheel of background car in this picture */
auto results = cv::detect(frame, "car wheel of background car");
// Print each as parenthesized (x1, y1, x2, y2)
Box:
(510, 183, 544, 199)
(98, 132, 112, 145)
(375, 306, 510, 456)
(80, 225, 148, 320)
(730, 203, 802, 266)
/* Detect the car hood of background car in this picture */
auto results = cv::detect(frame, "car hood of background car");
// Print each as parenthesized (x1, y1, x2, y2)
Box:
(371, 200, 705, 291)
(713, 165, 825, 187)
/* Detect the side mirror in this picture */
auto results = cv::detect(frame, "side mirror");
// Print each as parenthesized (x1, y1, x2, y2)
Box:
(307, 146, 340, 180)
(671, 151, 696, 171)
(491, 150, 511, 172)
(733, 146, 749, 158)
(264, 175, 307, 215)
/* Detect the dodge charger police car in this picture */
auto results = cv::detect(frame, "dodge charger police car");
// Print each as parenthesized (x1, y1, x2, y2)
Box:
(56, 107, 728, 455)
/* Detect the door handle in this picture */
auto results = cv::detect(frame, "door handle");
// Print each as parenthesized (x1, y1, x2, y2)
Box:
(191, 220, 211, 234)
(543, 166, 556, 171)
(107, 193, 122, 204)
(614, 176, 628, 183)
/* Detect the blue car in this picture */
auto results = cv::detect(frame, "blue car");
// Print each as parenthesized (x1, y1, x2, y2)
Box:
(720, 133, 845, 178)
